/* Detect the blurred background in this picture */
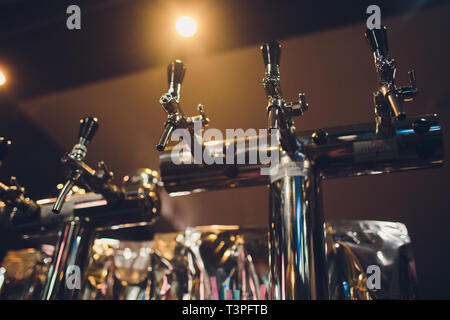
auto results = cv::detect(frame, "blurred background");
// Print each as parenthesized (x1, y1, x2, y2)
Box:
(0, 0, 449, 298)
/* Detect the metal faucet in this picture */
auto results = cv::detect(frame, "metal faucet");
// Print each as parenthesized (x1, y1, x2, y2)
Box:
(0, 176, 40, 224)
(156, 26, 444, 300)
(261, 41, 308, 157)
(52, 117, 123, 214)
(156, 60, 209, 152)
(0, 139, 40, 223)
(365, 26, 418, 137)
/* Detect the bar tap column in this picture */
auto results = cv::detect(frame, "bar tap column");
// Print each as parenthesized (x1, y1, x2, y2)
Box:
(261, 41, 328, 299)
(268, 152, 327, 300)
(41, 218, 94, 300)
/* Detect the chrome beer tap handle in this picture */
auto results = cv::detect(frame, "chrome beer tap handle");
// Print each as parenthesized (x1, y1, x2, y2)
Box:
(157, 60, 209, 152)
(53, 117, 124, 214)
(0, 176, 40, 222)
(366, 26, 418, 130)
(53, 118, 124, 213)
(260, 41, 308, 156)
(53, 117, 98, 213)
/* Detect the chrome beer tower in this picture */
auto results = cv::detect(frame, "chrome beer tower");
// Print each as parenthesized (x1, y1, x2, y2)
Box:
(39, 117, 161, 299)
(156, 26, 444, 299)
(0, 117, 162, 299)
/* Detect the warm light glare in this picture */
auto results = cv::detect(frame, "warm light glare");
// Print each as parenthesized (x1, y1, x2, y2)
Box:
(175, 16, 197, 37)
(0, 71, 6, 86)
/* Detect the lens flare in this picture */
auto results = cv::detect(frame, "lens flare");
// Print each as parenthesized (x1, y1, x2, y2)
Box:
(175, 16, 197, 37)
(0, 71, 6, 86)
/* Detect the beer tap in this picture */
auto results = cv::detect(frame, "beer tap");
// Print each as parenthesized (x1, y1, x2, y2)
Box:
(0, 176, 40, 224)
(156, 60, 209, 152)
(365, 26, 418, 137)
(0, 139, 40, 223)
(52, 117, 124, 214)
(261, 41, 308, 157)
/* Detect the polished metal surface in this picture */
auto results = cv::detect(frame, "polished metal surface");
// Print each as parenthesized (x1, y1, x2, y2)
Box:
(156, 60, 209, 152)
(159, 114, 443, 194)
(53, 117, 100, 214)
(2, 168, 162, 300)
(0, 221, 417, 300)
(0, 245, 54, 300)
(268, 154, 328, 299)
(0, 221, 404, 300)
(80, 226, 269, 300)
(41, 219, 94, 300)
(10, 169, 161, 236)
(260, 41, 307, 156)
(365, 26, 418, 125)
(155, 27, 443, 301)
(327, 220, 417, 299)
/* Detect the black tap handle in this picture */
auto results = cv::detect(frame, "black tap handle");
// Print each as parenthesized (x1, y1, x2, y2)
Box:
(167, 60, 186, 95)
(365, 25, 389, 57)
(0, 137, 12, 164)
(261, 41, 281, 74)
(78, 117, 99, 144)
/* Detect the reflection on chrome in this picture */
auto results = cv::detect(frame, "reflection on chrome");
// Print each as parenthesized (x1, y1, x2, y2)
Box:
(0, 222, 415, 300)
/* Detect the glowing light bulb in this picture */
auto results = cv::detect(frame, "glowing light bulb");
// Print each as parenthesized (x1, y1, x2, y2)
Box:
(0, 71, 6, 86)
(175, 16, 197, 37)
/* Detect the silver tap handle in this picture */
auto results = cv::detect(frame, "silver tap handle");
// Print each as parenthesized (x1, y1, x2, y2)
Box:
(167, 60, 186, 100)
(261, 41, 281, 76)
(365, 25, 389, 57)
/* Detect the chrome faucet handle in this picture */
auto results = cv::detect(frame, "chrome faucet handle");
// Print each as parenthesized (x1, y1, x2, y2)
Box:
(260, 41, 306, 155)
(167, 59, 186, 100)
(285, 93, 309, 117)
(366, 26, 418, 129)
(261, 40, 281, 77)
(365, 25, 389, 58)
(261, 41, 283, 132)
(189, 104, 210, 125)
(261, 41, 308, 128)
(157, 61, 210, 152)
(160, 60, 186, 116)
(399, 69, 418, 102)
(53, 116, 99, 214)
